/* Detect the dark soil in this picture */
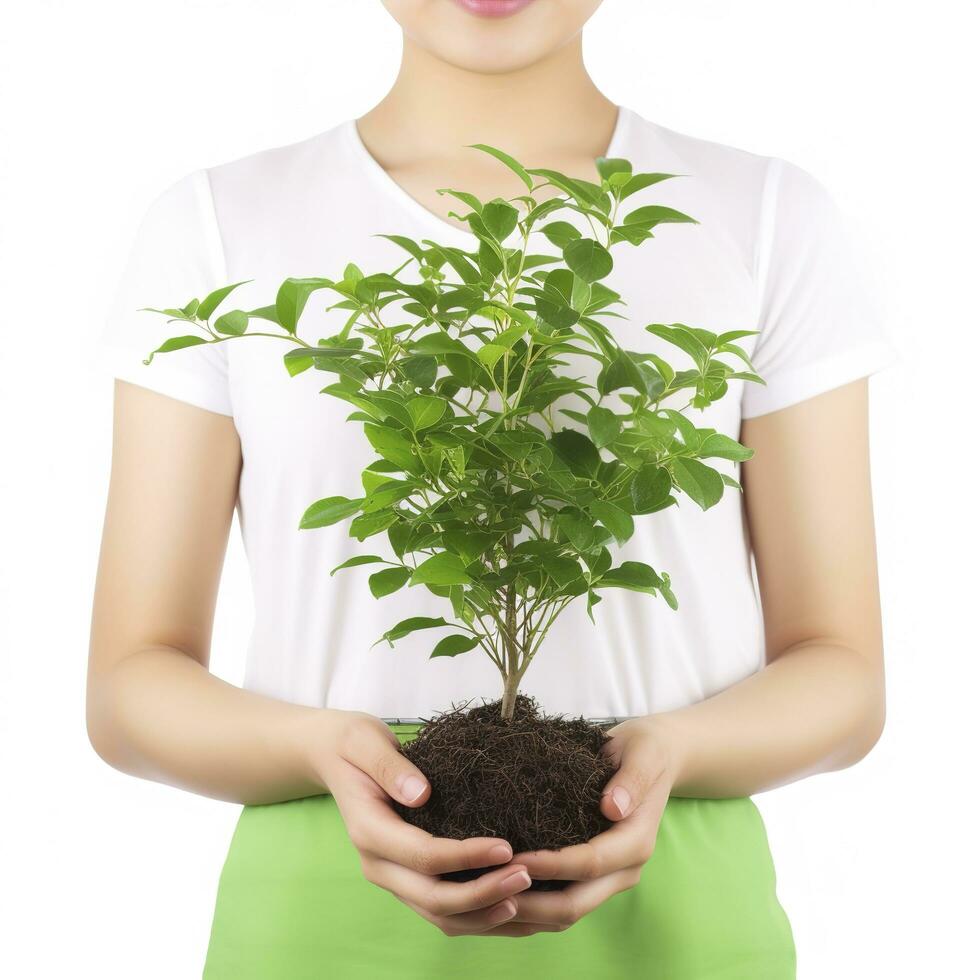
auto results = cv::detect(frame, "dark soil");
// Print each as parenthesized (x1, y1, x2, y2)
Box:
(394, 694, 616, 891)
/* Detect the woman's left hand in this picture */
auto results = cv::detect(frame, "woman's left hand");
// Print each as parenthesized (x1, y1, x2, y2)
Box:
(493, 716, 676, 938)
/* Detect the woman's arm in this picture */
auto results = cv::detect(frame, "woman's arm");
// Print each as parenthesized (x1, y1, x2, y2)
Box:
(506, 379, 886, 927)
(653, 377, 886, 797)
(87, 381, 530, 934)
(87, 380, 327, 804)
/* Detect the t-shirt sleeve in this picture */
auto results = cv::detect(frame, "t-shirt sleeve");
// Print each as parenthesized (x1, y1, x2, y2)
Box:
(741, 157, 897, 418)
(96, 169, 234, 416)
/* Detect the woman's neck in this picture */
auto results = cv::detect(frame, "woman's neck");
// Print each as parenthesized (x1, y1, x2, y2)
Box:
(358, 34, 618, 173)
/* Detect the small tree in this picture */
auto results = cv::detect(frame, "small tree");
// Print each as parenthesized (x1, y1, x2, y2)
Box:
(144, 148, 762, 720)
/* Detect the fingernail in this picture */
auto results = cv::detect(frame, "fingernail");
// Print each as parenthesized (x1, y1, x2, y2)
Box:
(501, 869, 531, 891)
(399, 775, 427, 803)
(489, 899, 517, 924)
(488, 843, 512, 864)
(612, 786, 632, 818)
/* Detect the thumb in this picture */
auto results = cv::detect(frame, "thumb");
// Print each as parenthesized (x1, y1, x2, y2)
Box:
(344, 720, 431, 808)
(600, 738, 669, 822)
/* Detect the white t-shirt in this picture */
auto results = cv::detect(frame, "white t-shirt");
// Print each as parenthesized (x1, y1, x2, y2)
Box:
(98, 106, 894, 719)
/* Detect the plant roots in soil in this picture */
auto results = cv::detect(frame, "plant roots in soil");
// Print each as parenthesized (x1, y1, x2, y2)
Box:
(394, 695, 616, 891)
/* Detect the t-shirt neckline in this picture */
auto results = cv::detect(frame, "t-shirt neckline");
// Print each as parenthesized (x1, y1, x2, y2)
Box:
(341, 105, 634, 246)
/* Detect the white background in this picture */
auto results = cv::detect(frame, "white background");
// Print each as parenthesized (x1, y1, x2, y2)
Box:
(1, 1, 976, 976)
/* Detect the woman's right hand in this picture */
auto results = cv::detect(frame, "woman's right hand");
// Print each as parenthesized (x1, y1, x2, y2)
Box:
(313, 710, 535, 936)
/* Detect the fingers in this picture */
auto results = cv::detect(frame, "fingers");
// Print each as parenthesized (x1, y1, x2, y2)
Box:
(401, 895, 523, 937)
(364, 856, 532, 917)
(481, 921, 565, 938)
(599, 717, 676, 823)
(404, 866, 643, 939)
(599, 750, 670, 823)
(338, 715, 431, 807)
(513, 781, 668, 882)
(345, 792, 514, 875)
(510, 867, 643, 929)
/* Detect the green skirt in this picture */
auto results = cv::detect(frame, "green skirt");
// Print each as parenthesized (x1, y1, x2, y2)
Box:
(204, 725, 795, 979)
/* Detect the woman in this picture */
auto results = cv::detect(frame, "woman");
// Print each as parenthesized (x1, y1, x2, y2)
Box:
(89, 1, 893, 976)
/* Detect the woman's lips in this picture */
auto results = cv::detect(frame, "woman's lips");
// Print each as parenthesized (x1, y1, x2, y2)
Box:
(452, 0, 536, 18)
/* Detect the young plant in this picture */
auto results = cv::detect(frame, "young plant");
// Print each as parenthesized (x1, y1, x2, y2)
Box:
(143, 148, 762, 720)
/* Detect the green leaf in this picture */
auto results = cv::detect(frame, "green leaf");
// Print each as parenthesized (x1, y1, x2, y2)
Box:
(299, 495, 363, 529)
(698, 432, 754, 462)
(540, 554, 583, 587)
(597, 561, 662, 593)
(597, 350, 645, 395)
(443, 252, 483, 286)
(477, 343, 508, 369)
(541, 221, 581, 248)
(494, 431, 544, 462)
(412, 333, 477, 359)
(535, 294, 579, 331)
(275, 277, 333, 335)
(610, 224, 653, 246)
(442, 530, 495, 565)
(557, 508, 595, 551)
(672, 457, 724, 510)
(377, 234, 426, 263)
(369, 566, 412, 598)
(406, 395, 447, 431)
(527, 168, 609, 212)
(586, 406, 621, 448)
(596, 157, 632, 181)
(631, 464, 672, 513)
(245, 305, 279, 325)
(400, 355, 438, 389)
(197, 280, 252, 321)
(716, 329, 759, 344)
(361, 480, 416, 513)
(728, 371, 765, 385)
(491, 321, 527, 350)
(430, 634, 481, 658)
(377, 616, 450, 646)
(563, 239, 613, 283)
(438, 188, 483, 215)
(588, 500, 634, 545)
(583, 546, 612, 578)
(468, 144, 534, 191)
(364, 424, 418, 473)
(618, 172, 678, 199)
(284, 352, 313, 376)
(410, 553, 472, 587)
(142, 335, 207, 364)
(648, 353, 675, 388)
(330, 555, 385, 575)
(586, 590, 602, 623)
(623, 205, 698, 229)
(550, 429, 601, 477)
(213, 309, 249, 336)
(646, 323, 709, 368)
(593, 561, 661, 595)
(349, 510, 399, 541)
(481, 200, 520, 241)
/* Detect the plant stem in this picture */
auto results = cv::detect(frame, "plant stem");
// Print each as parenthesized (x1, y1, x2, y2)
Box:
(500, 532, 520, 721)
(500, 667, 520, 722)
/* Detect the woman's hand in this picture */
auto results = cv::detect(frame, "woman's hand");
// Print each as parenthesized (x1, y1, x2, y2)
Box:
(314, 710, 534, 935)
(502, 716, 675, 936)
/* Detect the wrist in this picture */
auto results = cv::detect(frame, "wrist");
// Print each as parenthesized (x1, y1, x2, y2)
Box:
(294, 706, 346, 793)
(639, 712, 689, 790)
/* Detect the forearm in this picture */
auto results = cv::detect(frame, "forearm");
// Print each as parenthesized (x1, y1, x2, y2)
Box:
(87, 645, 330, 805)
(654, 640, 886, 798)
